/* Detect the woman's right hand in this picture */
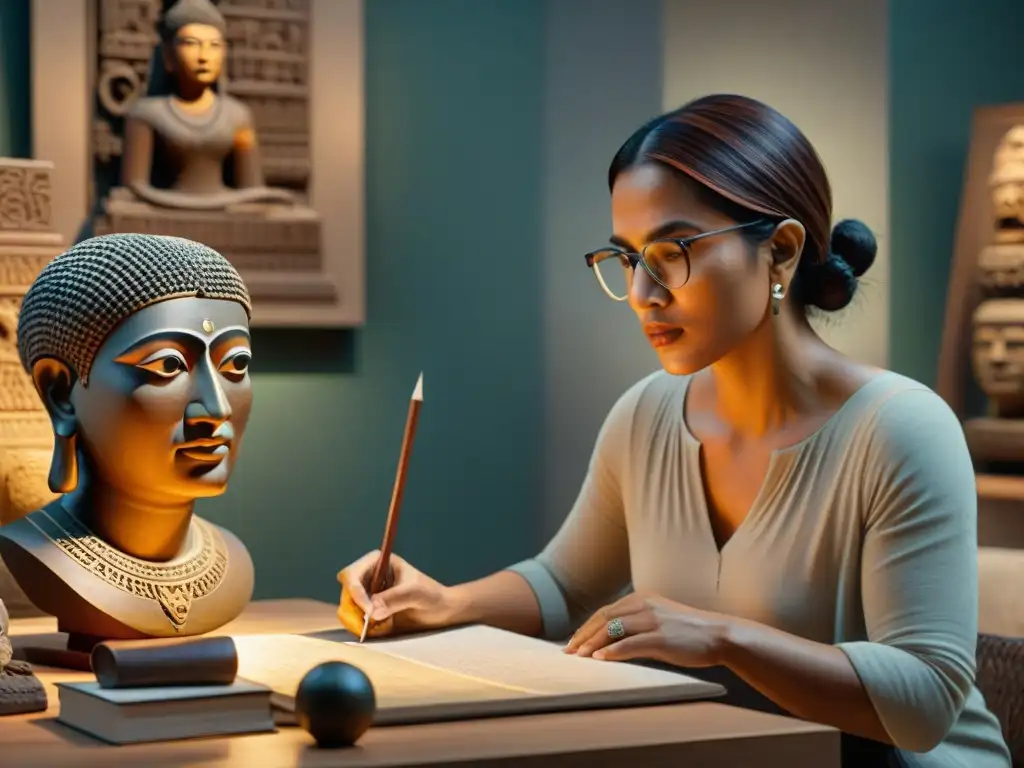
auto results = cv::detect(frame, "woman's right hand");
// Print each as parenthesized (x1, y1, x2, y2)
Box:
(337, 550, 455, 639)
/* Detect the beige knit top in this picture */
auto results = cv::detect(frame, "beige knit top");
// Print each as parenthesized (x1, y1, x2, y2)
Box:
(509, 370, 1010, 767)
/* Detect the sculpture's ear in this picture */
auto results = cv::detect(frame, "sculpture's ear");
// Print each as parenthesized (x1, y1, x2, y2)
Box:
(32, 357, 77, 439)
(32, 358, 79, 493)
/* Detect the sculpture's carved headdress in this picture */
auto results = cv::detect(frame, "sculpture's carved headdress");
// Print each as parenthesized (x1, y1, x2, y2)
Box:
(147, 0, 228, 98)
(990, 125, 1024, 242)
(160, 0, 227, 40)
(17, 233, 250, 386)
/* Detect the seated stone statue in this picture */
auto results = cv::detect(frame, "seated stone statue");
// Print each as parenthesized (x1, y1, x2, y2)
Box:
(94, 0, 334, 302)
(121, 0, 294, 210)
(0, 233, 255, 648)
(0, 596, 47, 716)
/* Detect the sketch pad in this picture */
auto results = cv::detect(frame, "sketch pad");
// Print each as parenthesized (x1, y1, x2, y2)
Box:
(231, 624, 724, 726)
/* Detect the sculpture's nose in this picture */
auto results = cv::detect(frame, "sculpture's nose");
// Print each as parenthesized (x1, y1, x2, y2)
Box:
(186, 357, 232, 430)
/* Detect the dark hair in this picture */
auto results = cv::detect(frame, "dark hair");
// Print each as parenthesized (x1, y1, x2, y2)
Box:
(608, 94, 876, 312)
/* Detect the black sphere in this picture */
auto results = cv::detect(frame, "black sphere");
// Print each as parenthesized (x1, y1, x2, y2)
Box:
(294, 661, 377, 748)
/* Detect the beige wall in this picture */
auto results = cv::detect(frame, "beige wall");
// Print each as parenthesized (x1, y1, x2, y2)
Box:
(662, 0, 890, 367)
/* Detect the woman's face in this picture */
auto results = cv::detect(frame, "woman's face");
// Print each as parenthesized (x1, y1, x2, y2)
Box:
(610, 163, 773, 375)
(69, 296, 252, 503)
(170, 23, 225, 88)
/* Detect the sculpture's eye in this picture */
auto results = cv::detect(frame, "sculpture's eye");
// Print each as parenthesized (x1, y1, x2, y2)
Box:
(219, 350, 251, 381)
(136, 350, 188, 379)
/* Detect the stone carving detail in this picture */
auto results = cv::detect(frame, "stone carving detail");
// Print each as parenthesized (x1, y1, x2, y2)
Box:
(221, 0, 312, 189)
(28, 507, 228, 631)
(0, 299, 43, 414)
(0, 164, 53, 232)
(0, 159, 63, 525)
(93, 0, 161, 180)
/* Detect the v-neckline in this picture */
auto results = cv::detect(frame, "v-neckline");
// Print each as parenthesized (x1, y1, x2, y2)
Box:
(681, 425, 782, 556)
(676, 371, 895, 558)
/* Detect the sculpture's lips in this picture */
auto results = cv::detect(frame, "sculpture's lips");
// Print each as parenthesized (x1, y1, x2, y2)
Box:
(176, 439, 230, 462)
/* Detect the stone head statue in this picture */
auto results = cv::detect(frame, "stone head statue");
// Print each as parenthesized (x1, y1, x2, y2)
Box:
(973, 298, 1024, 417)
(17, 233, 253, 509)
(990, 125, 1024, 243)
(148, 0, 227, 99)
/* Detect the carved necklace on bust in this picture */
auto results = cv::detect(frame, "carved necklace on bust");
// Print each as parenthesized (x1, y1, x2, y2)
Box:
(23, 503, 228, 632)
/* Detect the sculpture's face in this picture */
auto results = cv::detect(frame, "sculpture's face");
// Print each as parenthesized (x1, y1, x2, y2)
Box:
(171, 23, 225, 87)
(70, 296, 252, 502)
(973, 299, 1024, 399)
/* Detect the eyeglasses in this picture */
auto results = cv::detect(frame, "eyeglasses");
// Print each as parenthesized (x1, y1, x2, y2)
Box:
(584, 221, 767, 301)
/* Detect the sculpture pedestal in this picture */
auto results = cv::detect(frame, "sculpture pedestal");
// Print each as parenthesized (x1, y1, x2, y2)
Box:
(979, 244, 1024, 291)
(965, 417, 1024, 473)
(94, 189, 337, 305)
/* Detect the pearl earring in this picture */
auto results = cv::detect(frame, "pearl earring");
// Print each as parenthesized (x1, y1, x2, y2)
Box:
(770, 283, 785, 316)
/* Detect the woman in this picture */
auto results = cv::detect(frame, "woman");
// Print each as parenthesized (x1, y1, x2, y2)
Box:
(337, 94, 1010, 767)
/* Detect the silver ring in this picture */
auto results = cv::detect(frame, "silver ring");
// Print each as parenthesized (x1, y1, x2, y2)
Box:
(606, 617, 625, 639)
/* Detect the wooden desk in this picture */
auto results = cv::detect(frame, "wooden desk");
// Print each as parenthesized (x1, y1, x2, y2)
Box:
(2, 599, 840, 767)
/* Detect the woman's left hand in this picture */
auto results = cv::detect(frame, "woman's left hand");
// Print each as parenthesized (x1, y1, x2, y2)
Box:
(564, 592, 734, 668)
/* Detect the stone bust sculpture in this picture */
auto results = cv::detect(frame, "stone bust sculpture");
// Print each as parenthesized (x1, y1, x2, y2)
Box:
(121, 0, 295, 210)
(972, 298, 1024, 418)
(0, 233, 255, 645)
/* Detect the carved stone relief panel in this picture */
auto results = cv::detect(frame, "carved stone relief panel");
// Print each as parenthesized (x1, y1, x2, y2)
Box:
(32, 0, 365, 328)
(93, 0, 162, 199)
(89, 0, 337, 315)
(0, 159, 64, 524)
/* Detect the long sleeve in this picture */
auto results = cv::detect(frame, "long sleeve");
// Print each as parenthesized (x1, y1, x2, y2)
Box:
(837, 388, 979, 753)
(507, 379, 647, 640)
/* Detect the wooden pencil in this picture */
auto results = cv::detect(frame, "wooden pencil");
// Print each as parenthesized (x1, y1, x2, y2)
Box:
(361, 372, 424, 642)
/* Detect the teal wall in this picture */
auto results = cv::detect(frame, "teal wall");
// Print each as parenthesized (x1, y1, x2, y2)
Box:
(0, 0, 546, 602)
(0, 0, 29, 158)
(215, 0, 546, 600)
(889, 0, 1024, 385)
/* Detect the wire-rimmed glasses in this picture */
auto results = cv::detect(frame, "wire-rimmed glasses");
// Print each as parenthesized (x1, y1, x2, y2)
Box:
(584, 221, 768, 301)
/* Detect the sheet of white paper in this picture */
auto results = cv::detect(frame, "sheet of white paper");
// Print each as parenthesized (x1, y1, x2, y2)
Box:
(231, 633, 526, 711)
(358, 625, 711, 695)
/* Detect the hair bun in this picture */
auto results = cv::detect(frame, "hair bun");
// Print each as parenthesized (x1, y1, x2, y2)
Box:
(799, 219, 877, 312)
(829, 218, 876, 278)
